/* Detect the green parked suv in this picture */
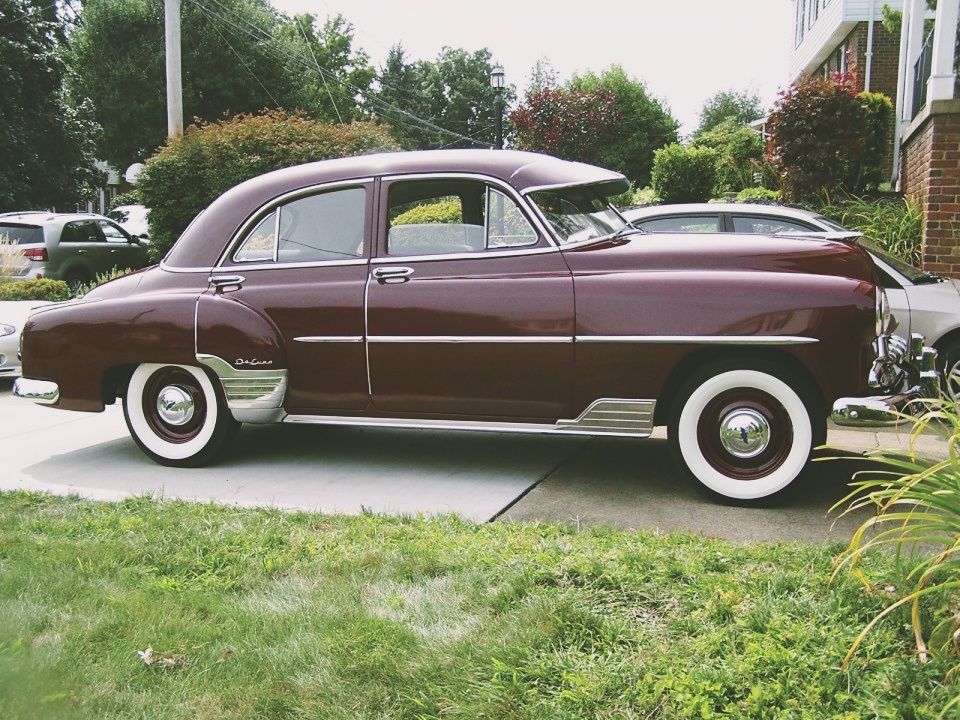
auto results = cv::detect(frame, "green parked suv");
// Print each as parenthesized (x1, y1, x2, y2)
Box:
(0, 212, 150, 291)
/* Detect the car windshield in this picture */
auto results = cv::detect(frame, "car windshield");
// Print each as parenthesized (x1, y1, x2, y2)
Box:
(0, 223, 43, 244)
(530, 186, 627, 245)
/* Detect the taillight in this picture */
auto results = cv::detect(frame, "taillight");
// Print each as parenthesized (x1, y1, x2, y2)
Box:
(23, 247, 47, 261)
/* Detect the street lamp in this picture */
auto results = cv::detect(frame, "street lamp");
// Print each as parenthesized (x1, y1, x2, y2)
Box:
(489, 65, 505, 149)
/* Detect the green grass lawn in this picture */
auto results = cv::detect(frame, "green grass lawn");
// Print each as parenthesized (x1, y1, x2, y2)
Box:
(0, 491, 955, 719)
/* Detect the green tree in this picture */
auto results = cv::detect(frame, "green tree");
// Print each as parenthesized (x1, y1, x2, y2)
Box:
(65, 0, 303, 170)
(0, 0, 99, 211)
(695, 89, 764, 137)
(277, 14, 374, 124)
(693, 118, 764, 193)
(373, 45, 512, 149)
(570, 66, 679, 186)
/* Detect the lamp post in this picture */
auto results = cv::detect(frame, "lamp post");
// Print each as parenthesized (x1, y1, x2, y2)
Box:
(489, 65, 505, 149)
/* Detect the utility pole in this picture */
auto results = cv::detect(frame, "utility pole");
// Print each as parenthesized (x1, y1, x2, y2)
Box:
(164, 0, 183, 138)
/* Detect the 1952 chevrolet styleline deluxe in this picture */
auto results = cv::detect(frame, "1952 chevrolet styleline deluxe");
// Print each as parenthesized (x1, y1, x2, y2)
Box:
(13, 150, 938, 504)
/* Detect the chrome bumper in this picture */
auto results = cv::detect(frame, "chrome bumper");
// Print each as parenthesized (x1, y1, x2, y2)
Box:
(831, 332, 938, 427)
(13, 378, 60, 405)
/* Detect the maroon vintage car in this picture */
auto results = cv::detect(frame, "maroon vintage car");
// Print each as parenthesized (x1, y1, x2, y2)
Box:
(14, 150, 937, 503)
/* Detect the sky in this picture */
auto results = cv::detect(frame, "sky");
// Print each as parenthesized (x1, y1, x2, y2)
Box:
(269, 0, 795, 137)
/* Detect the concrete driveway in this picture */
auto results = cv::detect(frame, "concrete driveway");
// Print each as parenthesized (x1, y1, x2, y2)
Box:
(0, 379, 948, 540)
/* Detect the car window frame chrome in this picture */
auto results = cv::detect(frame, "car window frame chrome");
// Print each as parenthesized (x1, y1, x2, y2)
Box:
(520, 181, 634, 250)
(214, 177, 376, 270)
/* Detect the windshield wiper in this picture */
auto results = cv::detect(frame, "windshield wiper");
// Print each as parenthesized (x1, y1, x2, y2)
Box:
(610, 221, 645, 241)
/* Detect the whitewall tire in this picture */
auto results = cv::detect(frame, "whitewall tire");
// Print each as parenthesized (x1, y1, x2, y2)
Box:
(669, 365, 821, 504)
(123, 363, 239, 467)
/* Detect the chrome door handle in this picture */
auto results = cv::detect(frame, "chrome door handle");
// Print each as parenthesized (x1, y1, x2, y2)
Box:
(209, 274, 245, 292)
(372, 266, 414, 283)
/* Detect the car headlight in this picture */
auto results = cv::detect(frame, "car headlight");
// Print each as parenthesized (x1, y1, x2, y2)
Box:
(0, 324, 14, 337)
(876, 287, 893, 335)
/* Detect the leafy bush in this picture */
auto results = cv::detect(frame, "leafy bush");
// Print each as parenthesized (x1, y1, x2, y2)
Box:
(767, 74, 892, 200)
(75, 267, 134, 298)
(631, 186, 660, 206)
(833, 397, 960, 717)
(736, 187, 781, 203)
(109, 190, 141, 210)
(816, 194, 922, 265)
(651, 144, 719, 203)
(138, 110, 398, 260)
(391, 199, 462, 226)
(0, 278, 70, 301)
(693, 118, 764, 193)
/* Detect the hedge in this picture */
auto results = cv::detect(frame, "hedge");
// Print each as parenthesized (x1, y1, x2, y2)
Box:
(138, 110, 399, 260)
(391, 199, 462, 226)
(651, 144, 719, 204)
(0, 278, 71, 301)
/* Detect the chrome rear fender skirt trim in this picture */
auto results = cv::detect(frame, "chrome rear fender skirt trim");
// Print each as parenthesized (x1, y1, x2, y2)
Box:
(196, 353, 287, 412)
(283, 398, 657, 438)
(575, 335, 818, 345)
(367, 335, 573, 344)
(294, 336, 364, 343)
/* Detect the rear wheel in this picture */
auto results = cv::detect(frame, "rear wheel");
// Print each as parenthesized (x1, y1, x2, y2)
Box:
(123, 363, 239, 467)
(63, 271, 89, 295)
(668, 361, 825, 505)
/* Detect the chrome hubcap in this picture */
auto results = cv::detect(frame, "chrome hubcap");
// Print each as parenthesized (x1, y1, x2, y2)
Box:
(718, 408, 771, 459)
(156, 385, 195, 426)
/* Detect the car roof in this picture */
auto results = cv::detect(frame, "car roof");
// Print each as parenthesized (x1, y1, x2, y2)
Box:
(623, 203, 825, 222)
(165, 149, 630, 268)
(0, 211, 111, 227)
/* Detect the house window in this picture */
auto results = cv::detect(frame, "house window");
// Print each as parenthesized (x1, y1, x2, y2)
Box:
(809, 0, 819, 28)
(795, 0, 807, 46)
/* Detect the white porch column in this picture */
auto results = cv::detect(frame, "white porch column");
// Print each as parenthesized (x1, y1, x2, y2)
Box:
(903, 0, 929, 121)
(927, 0, 959, 101)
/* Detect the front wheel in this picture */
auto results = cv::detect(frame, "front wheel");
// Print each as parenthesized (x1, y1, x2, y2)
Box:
(123, 363, 239, 467)
(668, 363, 825, 505)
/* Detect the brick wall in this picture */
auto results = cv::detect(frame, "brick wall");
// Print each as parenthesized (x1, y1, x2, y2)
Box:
(901, 101, 960, 277)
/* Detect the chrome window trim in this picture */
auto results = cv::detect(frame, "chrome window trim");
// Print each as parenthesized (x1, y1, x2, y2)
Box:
(161, 261, 214, 274)
(215, 177, 376, 269)
(367, 335, 574, 344)
(211, 258, 369, 272)
(294, 335, 364, 343)
(575, 335, 818, 345)
(370, 246, 556, 265)
(519, 180, 624, 196)
(379, 171, 558, 251)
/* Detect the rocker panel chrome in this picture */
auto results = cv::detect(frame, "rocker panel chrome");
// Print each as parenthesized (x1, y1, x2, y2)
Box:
(555, 398, 655, 435)
(196, 354, 288, 423)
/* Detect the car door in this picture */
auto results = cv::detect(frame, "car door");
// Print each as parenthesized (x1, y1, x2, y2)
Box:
(95, 219, 146, 272)
(196, 180, 373, 413)
(55, 219, 106, 281)
(365, 175, 575, 420)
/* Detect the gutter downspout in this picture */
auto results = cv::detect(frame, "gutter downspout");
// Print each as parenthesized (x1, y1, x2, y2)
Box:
(865, 0, 876, 90)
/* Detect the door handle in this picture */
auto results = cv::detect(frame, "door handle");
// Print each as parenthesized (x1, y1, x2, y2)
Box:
(372, 266, 414, 283)
(209, 274, 245, 292)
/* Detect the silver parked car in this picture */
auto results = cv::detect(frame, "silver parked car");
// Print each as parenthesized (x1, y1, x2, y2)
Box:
(0, 300, 51, 378)
(0, 212, 149, 291)
(622, 202, 960, 389)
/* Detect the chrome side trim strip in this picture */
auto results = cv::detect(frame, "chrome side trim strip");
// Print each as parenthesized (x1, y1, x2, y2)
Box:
(367, 335, 574, 344)
(196, 354, 288, 418)
(371, 246, 556, 265)
(161, 261, 214, 274)
(211, 258, 369, 272)
(556, 398, 655, 435)
(282, 413, 654, 438)
(575, 335, 819, 345)
(294, 336, 364, 343)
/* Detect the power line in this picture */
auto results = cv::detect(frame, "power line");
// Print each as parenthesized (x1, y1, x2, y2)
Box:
(188, 0, 491, 147)
(0, 0, 58, 27)
(296, 14, 342, 123)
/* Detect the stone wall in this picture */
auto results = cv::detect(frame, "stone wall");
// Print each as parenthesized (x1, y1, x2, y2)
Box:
(901, 100, 960, 276)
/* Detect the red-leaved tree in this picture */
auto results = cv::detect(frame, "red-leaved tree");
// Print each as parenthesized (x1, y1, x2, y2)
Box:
(509, 87, 622, 165)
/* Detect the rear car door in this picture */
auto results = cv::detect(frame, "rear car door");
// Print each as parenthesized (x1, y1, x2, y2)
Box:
(95, 219, 146, 272)
(55, 220, 107, 281)
(365, 175, 575, 420)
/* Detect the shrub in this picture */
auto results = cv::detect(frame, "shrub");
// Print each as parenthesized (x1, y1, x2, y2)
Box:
(75, 267, 134, 298)
(651, 144, 719, 203)
(693, 118, 764, 193)
(816, 194, 922, 266)
(767, 74, 892, 200)
(632, 186, 660, 206)
(736, 187, 781, 203)
(391, 199, 462, 226)
(0, 278, 70, 301)
(138, 110, 399, 260)
(109, 189, 141, 210)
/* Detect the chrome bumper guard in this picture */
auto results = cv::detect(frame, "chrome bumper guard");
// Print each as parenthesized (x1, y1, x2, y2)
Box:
(832, 333, 938, 426)
(12, 378, 60, 406)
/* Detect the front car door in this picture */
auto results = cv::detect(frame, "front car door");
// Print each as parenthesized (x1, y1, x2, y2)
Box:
(365, 175, 575, 420)
(197, 180, 374, 413)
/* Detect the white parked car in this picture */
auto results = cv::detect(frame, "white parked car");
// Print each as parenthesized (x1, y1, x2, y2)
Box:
(622, 203, 960, 389)
(106, 204, 150, 242)
(0, 300, 51, 378)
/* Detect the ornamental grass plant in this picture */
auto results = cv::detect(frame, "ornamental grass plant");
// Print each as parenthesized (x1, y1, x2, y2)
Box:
(832, 397, 960, 716)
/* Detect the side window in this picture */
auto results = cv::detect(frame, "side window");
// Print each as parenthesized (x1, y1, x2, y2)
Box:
(638, 215, 720, 233)
(60, 220, 103, 243)
(386, 180, 537, 257)
(232, 186, 366, 264)
(96, 219, 128, 242)
(731, 216, 818, 234)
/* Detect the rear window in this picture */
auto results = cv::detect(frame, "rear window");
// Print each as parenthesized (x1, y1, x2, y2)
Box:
(0, 223, 43, 244)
